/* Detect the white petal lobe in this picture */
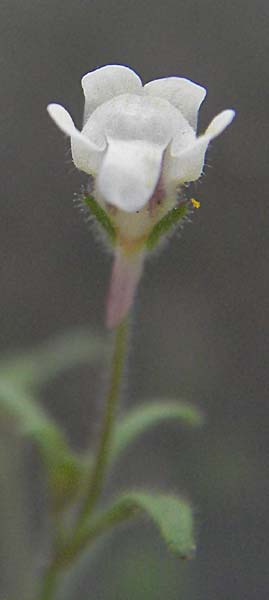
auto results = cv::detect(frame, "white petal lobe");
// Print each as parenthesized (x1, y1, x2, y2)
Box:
(47, 103, 77, 136)
(144, 77, 206, 129)
(205, 109, 235, 138)
(47, 103, 106, 175)
(82, 65, 142, 123)
(167, 109, 235, 183)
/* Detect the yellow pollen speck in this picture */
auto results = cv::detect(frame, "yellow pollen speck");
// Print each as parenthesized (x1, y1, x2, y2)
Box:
(191, 198, 201, 209)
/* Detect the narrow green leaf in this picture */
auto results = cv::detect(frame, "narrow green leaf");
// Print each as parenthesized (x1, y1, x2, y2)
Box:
(110, 401, 203, 465)
(0, 380, 88, 512)
(59, 492, 195, 566)
(83, 195, 116, 244)
(146, 203, 188, 250)
(0, 328, 107, 389)
(0, 380, 62, 445)
(121, 492, 195, 558)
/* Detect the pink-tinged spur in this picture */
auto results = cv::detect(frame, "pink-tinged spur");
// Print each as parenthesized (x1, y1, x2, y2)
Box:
(47, 65, 235, 328)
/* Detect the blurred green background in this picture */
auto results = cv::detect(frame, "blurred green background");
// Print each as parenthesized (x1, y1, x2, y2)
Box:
(0, 0, 268, 598)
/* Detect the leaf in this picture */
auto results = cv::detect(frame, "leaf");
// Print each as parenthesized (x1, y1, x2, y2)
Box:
(59, 492, 195, 566)
(120, 492, 195, 558)
(0, 328, 107, 389)
(0, 379, 62, 445)
(146, 203, 189, 250)
(110, 401, 204, 465)
(0, 328, 103, 510)
(0, 380, 88, 512)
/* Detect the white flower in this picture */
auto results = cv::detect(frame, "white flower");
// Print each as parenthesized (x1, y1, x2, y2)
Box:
(47, 65, 235, 327)
(47, 65, 234, 214)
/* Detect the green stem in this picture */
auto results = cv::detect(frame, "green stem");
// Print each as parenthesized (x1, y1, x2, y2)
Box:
(39, 563, 59, 600)
(38, 319, 129, 599)
(54, 502, 137, 569)
(78, 319, 129, 527)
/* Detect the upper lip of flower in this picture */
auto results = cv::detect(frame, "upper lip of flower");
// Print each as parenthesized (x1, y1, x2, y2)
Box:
(47, 64, 235, 213)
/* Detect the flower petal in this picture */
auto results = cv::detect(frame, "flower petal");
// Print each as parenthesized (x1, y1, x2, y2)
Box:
(47, 103, 105, 174)
(96, 138, 165, 213)
(166, 109, 235, 183)
(82, 65, 142, 123)
(144, 77, 206, 129)
(83, 93, 194, 152)
(205, 109, 236, 138)
(92, 95, 195, 212)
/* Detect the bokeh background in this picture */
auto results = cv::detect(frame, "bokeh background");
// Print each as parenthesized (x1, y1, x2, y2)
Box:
(0, 0, 268, 598)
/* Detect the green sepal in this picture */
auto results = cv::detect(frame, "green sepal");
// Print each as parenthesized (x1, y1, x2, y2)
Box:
(146, 203, 189, 250)
(109, 400, 203, 466)
(83, 195, 116, 244)
(57, 492, 195, 566)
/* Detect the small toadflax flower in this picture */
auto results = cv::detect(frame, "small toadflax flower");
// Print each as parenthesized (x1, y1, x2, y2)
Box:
(47, 65, 235, 328)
